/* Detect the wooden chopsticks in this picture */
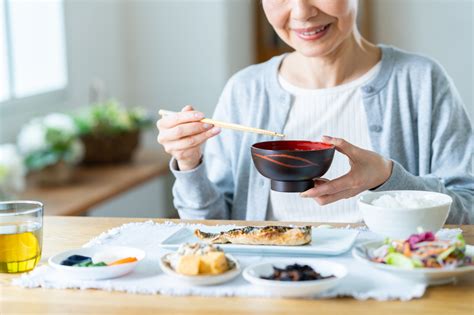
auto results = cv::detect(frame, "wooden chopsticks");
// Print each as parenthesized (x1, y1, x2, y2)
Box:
(158, 110, 285, 138)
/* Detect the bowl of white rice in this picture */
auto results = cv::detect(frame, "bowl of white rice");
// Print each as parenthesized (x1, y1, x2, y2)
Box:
(358, 190, 452, 238)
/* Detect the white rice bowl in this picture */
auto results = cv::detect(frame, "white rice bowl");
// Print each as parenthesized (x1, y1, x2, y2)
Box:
(358, 190, 452, 239)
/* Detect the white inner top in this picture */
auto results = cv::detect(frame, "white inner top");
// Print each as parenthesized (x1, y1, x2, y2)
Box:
(267, 62, 381, 223)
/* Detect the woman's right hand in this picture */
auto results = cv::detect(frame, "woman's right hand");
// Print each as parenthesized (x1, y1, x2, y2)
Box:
(156, 105, 221, 171)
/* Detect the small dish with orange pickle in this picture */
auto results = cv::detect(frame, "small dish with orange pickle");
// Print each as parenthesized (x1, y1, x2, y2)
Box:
(49, 246, 145, 280)
(160, 243, 240, 286)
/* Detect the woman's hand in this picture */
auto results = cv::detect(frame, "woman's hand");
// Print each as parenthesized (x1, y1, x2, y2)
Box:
(301, 136, 393, 205)
(156, 105, 221, 171)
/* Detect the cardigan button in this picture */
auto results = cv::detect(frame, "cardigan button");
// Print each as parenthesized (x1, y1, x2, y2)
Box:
(369, 125, 383, 132)
(362, 85, 374, 93)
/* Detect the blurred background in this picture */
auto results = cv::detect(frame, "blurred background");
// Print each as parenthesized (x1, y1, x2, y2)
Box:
(0, 0, 472, 218)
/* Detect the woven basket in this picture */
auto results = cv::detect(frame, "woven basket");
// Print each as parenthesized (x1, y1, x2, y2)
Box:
(29, 161, 74, 186)
(80, 130, 140, 164)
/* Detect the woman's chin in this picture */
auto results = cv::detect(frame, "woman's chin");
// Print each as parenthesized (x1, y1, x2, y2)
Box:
(294, 45, 335, 59)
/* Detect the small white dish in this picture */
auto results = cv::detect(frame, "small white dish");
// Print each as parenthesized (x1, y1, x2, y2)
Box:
(358, 190, 452, 239)
(352, 241, 474, 285)
(243, 259, 347, 298)
(159, 253, 240, 286)
(49, 246, 145, 280)
(160, 227, 358, 256)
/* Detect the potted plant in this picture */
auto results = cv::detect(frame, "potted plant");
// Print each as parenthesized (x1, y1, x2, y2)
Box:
(73, 100, 152, 164)
(17, 113, 84, 186)
(0, 144, 26, 200)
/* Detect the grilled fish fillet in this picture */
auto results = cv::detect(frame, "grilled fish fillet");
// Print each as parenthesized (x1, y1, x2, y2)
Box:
(194, 226, 312, 246)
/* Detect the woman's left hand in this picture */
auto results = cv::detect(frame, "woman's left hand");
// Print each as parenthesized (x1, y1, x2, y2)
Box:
(300, 136, 393, 205)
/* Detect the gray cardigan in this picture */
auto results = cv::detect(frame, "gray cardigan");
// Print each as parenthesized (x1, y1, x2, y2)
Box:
(170, 45, 473, 224)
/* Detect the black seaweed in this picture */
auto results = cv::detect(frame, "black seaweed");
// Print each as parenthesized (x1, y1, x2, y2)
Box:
(261, 263, 335, 281)
(60, 255, 92, 266)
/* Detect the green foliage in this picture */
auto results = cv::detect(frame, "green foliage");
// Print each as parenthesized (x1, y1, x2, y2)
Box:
(74, 100, 153, 135)
(24, 150, 61, 171)
(18, 113, 83, 171)
(25, 128, 79, 171)
(46, 128, 76, 152)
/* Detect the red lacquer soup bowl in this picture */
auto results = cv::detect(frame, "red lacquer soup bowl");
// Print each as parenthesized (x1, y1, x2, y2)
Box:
(251, 140, 335, 192)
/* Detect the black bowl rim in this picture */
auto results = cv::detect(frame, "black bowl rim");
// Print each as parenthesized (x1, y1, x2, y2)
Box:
(251, 140, 335, 152)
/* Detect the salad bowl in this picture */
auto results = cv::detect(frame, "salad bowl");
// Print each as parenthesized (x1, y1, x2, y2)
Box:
(353, 240, 474, 285)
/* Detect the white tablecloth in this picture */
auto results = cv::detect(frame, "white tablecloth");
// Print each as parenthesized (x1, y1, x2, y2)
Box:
(13, 221, 461, 301)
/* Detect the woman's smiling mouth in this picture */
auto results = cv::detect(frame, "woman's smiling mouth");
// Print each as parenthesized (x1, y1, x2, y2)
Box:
(292, 23, 331, 41)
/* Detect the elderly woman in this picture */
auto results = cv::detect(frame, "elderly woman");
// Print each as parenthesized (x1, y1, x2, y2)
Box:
(157, 0, 473, 223)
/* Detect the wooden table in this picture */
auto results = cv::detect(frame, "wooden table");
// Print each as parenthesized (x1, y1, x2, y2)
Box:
(20, 149, 170, 216)
(1, 217, 473, 314)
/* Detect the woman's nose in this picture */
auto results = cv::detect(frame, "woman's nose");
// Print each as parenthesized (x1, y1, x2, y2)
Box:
(291, 0, 318, 21)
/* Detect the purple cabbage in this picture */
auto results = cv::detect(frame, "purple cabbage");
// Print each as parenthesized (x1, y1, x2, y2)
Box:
(407, 232, 435, 250)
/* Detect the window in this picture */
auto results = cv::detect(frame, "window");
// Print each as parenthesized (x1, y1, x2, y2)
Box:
(0, 0, 67, 104)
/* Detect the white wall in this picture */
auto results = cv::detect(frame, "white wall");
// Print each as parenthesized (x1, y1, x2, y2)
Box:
(123, 0, 255, 149)
(124, 1, 227, 118)
(64, 0, 128, 107)
(222, 0, 256, 87)
(370, 0, 473, 120)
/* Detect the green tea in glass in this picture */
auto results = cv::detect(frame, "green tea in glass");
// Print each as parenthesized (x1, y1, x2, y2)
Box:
(0, 201, 43, 273)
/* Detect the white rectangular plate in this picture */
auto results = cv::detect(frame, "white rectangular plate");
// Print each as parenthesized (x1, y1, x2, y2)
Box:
(160, 226, 359, 256)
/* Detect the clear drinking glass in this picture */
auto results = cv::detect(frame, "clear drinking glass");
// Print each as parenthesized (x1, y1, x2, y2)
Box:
(0, 201, 43, 273)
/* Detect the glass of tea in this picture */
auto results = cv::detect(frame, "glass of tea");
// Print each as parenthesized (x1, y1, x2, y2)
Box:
(0, 201, 43, 273)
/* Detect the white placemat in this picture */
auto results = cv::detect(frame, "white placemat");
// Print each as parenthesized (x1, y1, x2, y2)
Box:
(12, 221, 462, 301)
